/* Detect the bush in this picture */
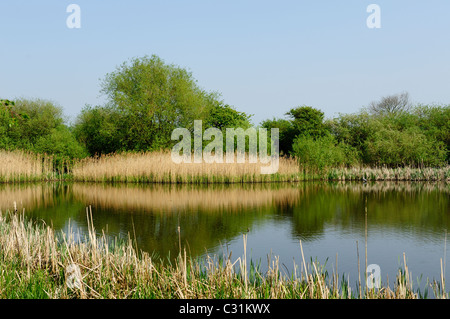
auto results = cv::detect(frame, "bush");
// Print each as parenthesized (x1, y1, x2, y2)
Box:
(365, 126, 447, 167)
(292, 134, 359, 173)
(328, 105, 449, 167)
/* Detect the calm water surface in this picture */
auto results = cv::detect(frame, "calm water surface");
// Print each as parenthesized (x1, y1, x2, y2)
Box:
(1, 181, 449, 293)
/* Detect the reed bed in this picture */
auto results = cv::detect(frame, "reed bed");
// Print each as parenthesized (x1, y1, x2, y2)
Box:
(72, 151, 301, 184)
(72, 151, 450, 184)
(326, 165, 450, 182)
(0, 207, 446, 299)
(0, 149, 55, 183)
(1, 149, 449, 183)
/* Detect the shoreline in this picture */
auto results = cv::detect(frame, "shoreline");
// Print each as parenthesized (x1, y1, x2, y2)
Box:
(0, 210, 446, 299)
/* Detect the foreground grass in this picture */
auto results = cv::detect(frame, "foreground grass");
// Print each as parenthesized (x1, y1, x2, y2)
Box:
(0, 208, 447, 299)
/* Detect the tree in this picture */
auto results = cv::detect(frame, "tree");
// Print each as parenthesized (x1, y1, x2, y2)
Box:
(286, 105, 328, 139)
(33, 125, 88, 172)
(205, 102, 252, 130)
(1, 98, 87, 163)
(73, 104, 124, 155)
(12, 98, 65, 147)
(261, 118, 295, 155)
(368, 92, 411, 116)
(100, 55, 217, 151)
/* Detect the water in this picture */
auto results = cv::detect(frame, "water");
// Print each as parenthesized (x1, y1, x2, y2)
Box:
(1, 181, 449, 294)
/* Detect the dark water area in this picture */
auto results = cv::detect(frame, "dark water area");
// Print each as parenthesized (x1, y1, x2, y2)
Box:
(1, 181, 449, 294)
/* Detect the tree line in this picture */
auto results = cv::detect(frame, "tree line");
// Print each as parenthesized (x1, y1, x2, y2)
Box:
(1, 55, 449, 171)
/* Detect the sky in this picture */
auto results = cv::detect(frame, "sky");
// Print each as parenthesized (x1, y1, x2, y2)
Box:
(1, 0, 450, 126)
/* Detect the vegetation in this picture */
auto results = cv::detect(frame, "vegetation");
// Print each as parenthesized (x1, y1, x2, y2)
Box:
(0, 209, 446, 299)
(73, 55, 253, 155)
(71, 150, 300, 184)
(268, 96, 449, 171)
(0, 149, 55, 182)
(2, 55, 449, 301)
(1, 57, 449, 181)
(0, 98, 87, 175)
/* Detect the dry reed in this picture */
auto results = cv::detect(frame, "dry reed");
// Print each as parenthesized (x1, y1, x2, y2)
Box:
(0, 207, 446, 299)
(0, 149, 54, 182)
(71, 151, 301, 184)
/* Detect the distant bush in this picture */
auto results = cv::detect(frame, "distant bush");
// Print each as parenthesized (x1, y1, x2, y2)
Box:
(365, 125, 446, 167)
(327, 104, 449, 167)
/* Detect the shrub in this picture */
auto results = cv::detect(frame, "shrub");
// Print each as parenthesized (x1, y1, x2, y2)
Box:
(292, 134, 359, 173)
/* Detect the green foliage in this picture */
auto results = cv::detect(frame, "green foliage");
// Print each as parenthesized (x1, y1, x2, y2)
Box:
(73, 104, 124, 155)
(261, 105, 328, 156)
(365, 125, 446, 167)
(292, 133, 359, 173)
(261, 118, 295, 155)
(74, 55, 253, 155)
(0, 98, 88, 173)
(12, 98, 64, 147)
(100, 55, 217, 152)
(329, 104, 449, 167)
(205, 102, 252, 130)
(412, 104, 450, 162)
(287, 105, 328, 138)
(33, 125, 88, 171)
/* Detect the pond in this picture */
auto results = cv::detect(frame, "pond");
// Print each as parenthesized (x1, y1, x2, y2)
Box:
(1, 181, 449, 293)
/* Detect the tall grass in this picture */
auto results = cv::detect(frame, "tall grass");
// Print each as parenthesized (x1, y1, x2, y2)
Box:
(325, 165, 450, 182)
(0, 149, 56, 182)
(0, 207, 447, 299)
(72, 151, 301, 184)
(1, 149, 449, 183)
(71, 151, 450, 184)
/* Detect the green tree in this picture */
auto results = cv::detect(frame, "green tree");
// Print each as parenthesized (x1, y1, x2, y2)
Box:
(329, 104, 449, 167)
(73, 104, 124, 155)
(365, 124, 446, 167)
(287, 105, 328, 138)
(260, 118, 295, 155)
(205, 102, 252, 130)
(11, 98, 64, 147)
(33, 125, 88, 172)
(412, 104, 450, 162)
(261, 105, 328, 156)
(1, 98, 87, 165)
(100, 55, 216, 151)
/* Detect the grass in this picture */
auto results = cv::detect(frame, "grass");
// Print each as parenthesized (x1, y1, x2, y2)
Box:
(0, 207, 447, 299)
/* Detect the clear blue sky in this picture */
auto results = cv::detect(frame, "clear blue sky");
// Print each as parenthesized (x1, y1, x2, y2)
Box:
(1, 1, 449, 125)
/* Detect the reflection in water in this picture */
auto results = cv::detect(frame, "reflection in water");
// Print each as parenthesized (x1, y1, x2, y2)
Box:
(72, 182, 302, 213)
(0, 181, 449, 288)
